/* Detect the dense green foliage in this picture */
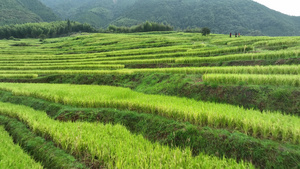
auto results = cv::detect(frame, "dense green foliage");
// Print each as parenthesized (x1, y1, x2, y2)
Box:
(201, 27, 211, 36)
(0, 90, 299, 169)
(0, 0, 58, 26)
(203, 74, 300, 87)
(0, 33, 299, 115)
(0, 74, 38, 79)
(107, 21, 173, 33)
(1, 83, 299, 144)
(40, 0, 300, 36)
(0, 101, 253, 168)
(115, 0, 300, 36)
(40, 0, 137, 28)
(2, 0, 300, 36)
(0, 32, 299, 168)
(2, 73, 299, 116)
(0, 21, 96, 39)
(0, 65, 298, 76)
(0, 115, 87, 169)
(0, 126, 43, 169)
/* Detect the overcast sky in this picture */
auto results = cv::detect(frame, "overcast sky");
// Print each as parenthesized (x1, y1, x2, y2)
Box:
(253, 0, 300, 16)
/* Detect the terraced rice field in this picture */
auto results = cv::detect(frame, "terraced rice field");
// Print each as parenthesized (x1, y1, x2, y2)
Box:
(0, 32, 299, 168)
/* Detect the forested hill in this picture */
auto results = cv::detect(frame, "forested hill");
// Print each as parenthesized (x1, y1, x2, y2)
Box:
(39, 0, 137, 28)
(39, 0, 300, 36)
(114, 0, 300, 36)
(0, 0, 59, 26)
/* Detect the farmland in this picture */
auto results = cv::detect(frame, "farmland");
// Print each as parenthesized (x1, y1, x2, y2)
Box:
(0, 32, 299, 168)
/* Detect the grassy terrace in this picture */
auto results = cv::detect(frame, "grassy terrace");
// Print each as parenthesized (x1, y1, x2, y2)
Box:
(0, 126, 43, 169)
(0, 83, 299, 144)
(202, 74, 300, 87)
(0, 32, 299, 168)
(0, 101, 253, 168)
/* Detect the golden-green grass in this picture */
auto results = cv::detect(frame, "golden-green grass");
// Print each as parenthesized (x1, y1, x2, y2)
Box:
(0, 65, 298, 76)
(0, 101, 254, 169)
(0, 126, 43, 169)
(0, 74, 38, 78)
(0, 83, 299, 144)
(0, 32, 299, 168)
(0, 33, 299, 74)
(202, 74, 300, 87)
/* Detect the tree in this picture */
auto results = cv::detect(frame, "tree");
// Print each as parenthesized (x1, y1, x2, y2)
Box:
(0, 21, 96, 39)
(67, 19, 72, 33)
(143, 21, 152, 32)
(39, 34, 47, 42)
(108, 25, 117, 32)
(201, 27, 211, 36)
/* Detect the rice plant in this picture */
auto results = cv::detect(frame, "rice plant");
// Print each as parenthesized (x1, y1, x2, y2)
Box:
(0, 102, 254, 169)
(0, 126, 43, 169)
(0, 83, 298, 144)
(202, 74, 300, 87)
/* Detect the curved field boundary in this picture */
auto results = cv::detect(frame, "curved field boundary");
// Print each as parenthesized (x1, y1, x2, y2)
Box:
(0, 116, 87, 169)
(0, 83, 299, 144)
(0, 74, 38, 78)
(0, 64, 125, 70)
(0, 47, 188, 61)
(253, 39, 300, 47)
(0, 65, 299, 75)
(0, 46, 251, 65)
(211, 37, 272, 45)
(0, 126, 43, 169)
(176, 50, 300, 64)
(0, 101, 253, 169)
(203, 74, 300, 87)
(0, 89, 298, 168)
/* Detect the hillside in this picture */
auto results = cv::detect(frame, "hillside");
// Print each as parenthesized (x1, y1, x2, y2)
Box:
(39, 0, 300, 36)
(0, 0, 59, 26)
(39, 0, 137, 28)
(114, 0, 300, 36)
(0, 32, 299, 168)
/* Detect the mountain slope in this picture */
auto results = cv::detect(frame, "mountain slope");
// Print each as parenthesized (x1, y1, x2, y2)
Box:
(40, 0, 137, 28)
(114, 0, 300, 36)
(0, 0, 59, 26)
(40, 0, 300, 36)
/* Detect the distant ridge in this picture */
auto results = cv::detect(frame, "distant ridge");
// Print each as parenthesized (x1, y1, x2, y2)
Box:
(0, 0, 59, 26)
(39, 0, 300, 36)
(112, 0, 300, 36)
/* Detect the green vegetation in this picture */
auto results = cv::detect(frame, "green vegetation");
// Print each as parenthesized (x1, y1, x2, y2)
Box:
(187, 27, 211, 36)
(0, 115, 87, 169)
(0, 32, 299, 168)
(203, 74, 300, 87)
(0, 90, 299, 169)
(0, 74, 38, 78)
(0, 21, 96, 39)
(40, 0, 137, 28)
(40, 0, 300, 36)
(107, 21, 173, 33)
(0, 32, 299, 113)
(0, 0, 58, 26)
(0, 83, 299, 144)
(0, 101, 254, 168)
(176, 50, 300, 64)
(0, 64, 124, 70)
(0, 125, 43, 169)
(3, 73, 299, 116)
(0, 65, 298, 76)
(2, 0, 300, 36)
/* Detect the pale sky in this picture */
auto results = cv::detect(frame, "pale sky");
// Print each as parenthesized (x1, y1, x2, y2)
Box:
(253, 0, 300, 16)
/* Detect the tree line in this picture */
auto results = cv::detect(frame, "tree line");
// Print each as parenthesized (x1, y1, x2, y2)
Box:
(106, 21, 173, 33)
(0, 21, 96, 39)
(184, 27, 211, 36)
(0, 21, 211, 39)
